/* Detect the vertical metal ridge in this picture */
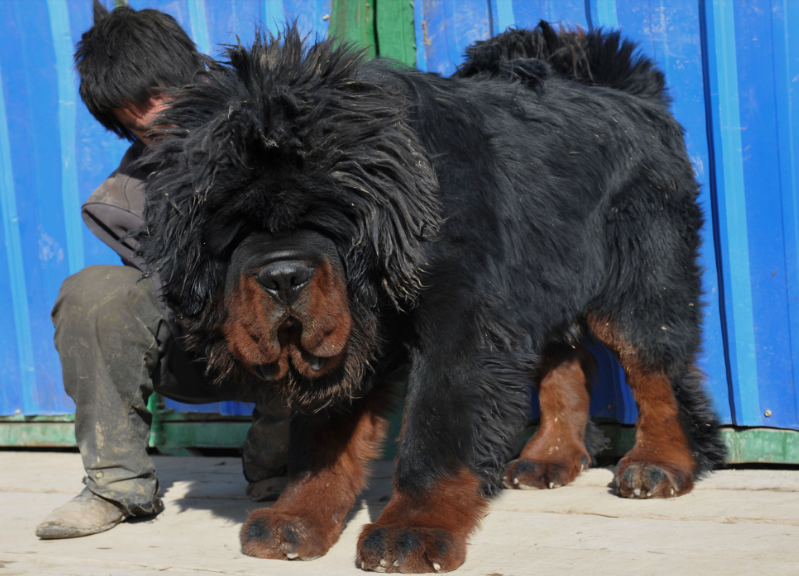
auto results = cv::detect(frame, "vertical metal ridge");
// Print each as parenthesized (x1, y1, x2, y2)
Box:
(595, 0, 618, 29)
(705, 0, 760, 425)
(47, 0, 84, 276)
(489, 0, 515, 37)
(772, 0, 799, 423)
(187, 0, 211, 56)
(0, 58, 37, 413)
(261, 0, 285, 37)
(413, 0, 427, 71)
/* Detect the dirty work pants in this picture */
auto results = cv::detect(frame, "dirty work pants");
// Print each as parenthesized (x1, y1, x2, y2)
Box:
(52, 265, 289, 515)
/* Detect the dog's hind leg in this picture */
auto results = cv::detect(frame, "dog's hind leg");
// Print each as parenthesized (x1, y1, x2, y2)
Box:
(586, 315, 719, 498)
(503, 342, 596, 490)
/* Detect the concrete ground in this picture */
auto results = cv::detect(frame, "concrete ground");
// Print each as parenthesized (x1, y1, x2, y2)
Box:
(1, 452, 798, 576)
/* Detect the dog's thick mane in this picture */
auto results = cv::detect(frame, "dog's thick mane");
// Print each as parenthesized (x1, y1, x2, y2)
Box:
(139, 27, 441, 319)
(136, 27, 441, 405)
(456, 21, 669, 105)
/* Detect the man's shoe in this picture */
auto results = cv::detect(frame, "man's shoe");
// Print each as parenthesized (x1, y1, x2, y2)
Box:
(35, 487, 155, 539)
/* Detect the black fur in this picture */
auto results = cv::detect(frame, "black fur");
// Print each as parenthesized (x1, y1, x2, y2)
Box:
(455, 21, 669, 105)
(138, 22, 725, 502)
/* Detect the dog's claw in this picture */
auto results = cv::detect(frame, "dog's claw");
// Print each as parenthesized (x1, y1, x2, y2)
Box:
(433, 562, 441, 572)
(633, 488, 641, 497)
(380, 559, 387, 567)
(287, 553, 298, 559)
(309, 355, 324, 371)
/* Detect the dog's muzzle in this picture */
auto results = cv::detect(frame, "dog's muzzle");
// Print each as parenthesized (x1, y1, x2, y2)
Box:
(223, 230, 351, 383)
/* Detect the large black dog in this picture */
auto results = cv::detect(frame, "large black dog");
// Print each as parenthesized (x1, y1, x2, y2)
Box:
(138, 22, 726, 573)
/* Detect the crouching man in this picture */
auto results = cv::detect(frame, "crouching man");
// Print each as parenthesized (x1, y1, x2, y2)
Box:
(35, 0, 289, 539)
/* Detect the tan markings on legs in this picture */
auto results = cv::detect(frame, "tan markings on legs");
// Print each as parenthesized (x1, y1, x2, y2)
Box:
(357, 469, 489, 573)
(587, 315, 695, 498)
(504, 343, 593, 490)
(240, 389, 389, 560)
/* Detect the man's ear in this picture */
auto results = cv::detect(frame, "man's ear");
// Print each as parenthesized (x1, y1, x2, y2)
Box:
(92, 0, 110, 22)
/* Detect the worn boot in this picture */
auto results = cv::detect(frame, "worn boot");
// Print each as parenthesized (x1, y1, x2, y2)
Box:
(35, 487, 161, 539)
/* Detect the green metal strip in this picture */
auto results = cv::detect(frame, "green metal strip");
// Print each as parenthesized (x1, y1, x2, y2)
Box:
(329, 0, 377, 59)
(159, 411, 250, 422)
(3, 416, 799, 465)
(159, 421, 250, 449)
(147, 392, 165, 448)
(0, 414, 74, 422)
(722, 427, 799, 464)
(0, 422, 76, 447)
(514, 426, 799, 465)
(375, 0, 416, 65)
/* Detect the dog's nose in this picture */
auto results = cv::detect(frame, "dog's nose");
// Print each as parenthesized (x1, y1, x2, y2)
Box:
(257, 260, 314, 305)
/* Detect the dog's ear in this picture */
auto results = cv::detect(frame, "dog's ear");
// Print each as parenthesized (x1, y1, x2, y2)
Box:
(92, 0, 109, 22)
(331, 116, 441, 308)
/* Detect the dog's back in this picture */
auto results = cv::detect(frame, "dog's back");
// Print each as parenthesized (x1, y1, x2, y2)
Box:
(455, 20, 668, 105)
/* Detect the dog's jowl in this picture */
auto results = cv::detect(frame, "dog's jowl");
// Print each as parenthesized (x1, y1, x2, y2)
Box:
(138, 21, 726, 573)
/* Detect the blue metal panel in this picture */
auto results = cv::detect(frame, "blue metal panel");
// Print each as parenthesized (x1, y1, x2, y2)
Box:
(704, 0, 799, 429)
(1, 0, 69, 414)
(701, 0, 799, 428)
(282, 0, 332, 42)
(415, 0, 490, 76)
(508, 1, 588, 30)
(587, 0, 619, 29)
(772, 0, 799, 428)
(732, 0, 789, 426)
(0, 21, 32, 416)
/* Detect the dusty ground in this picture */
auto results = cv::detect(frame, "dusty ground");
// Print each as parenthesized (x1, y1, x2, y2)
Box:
(1, 452, 798, 576)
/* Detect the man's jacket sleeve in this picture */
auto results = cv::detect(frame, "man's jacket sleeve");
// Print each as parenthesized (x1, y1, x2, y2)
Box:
(81, 141, 178, 329)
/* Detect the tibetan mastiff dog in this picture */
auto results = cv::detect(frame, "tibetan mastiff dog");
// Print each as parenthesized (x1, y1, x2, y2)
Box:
(138, 22, 726, 572)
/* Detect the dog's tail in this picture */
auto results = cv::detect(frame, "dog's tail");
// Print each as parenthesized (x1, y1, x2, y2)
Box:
(455, 21, 668, 105)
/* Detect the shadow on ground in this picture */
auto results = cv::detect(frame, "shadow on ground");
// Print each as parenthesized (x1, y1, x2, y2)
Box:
(153, 455, 395, 524)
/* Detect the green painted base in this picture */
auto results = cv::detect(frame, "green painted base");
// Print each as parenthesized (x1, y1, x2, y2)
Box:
(2, 413, 798, 465)
(514, 424, 799, 466)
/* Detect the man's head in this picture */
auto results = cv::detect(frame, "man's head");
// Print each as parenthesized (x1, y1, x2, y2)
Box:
(74, 0, 203, 143)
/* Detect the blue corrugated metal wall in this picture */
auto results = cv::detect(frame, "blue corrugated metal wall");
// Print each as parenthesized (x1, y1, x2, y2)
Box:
(1, 1, 798, 431)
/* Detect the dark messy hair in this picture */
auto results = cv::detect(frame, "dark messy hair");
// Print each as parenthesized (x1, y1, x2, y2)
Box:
(74, 0, 204, 142)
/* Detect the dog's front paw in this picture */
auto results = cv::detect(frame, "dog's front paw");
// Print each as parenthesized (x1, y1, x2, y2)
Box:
(241, 508, 333, 560)
(616, 460, 693, 498)
(356, 523, 466, 573)
(503, 454, 589, 490)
